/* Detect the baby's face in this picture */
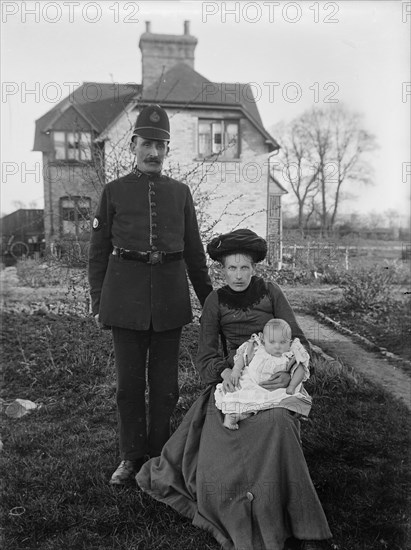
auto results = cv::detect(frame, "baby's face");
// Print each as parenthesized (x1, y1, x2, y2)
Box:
(262, 326, 291, 357)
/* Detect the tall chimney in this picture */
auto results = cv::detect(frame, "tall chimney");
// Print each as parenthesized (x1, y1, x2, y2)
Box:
(139, 21, 198, 93)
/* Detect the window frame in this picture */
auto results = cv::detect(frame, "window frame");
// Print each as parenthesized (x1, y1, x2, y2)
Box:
(197, 118, 240, 160)
(60, 196, 92, 237)
(268, 194, 281, 218)
(53, 131, 92, 162)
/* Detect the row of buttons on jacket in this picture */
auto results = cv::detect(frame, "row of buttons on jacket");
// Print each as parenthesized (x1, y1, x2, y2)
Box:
(149, 182, 158, 251)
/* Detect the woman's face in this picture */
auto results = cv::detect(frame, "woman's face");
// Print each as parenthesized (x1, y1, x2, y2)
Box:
(222, 254, 255, 291)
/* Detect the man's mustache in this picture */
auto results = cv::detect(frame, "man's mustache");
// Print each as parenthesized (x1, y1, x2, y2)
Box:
(145, 157, 161, 163)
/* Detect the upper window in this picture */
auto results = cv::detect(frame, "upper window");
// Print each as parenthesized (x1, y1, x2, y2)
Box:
(198, 119, 239, 160)
(54, 131, 92, 161)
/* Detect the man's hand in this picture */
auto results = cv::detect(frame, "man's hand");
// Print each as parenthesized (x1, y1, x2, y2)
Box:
(94, 313, 104, 329)
(94, 314, 111, 331)
(221, 368, 238, 393)
(259, 371, 291, 391)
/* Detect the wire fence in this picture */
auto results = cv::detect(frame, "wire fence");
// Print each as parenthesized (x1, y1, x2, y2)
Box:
(281, 242, 409, 271)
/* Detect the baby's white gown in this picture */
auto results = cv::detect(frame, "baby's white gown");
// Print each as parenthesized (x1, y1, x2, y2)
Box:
(214, 337, 312, 417)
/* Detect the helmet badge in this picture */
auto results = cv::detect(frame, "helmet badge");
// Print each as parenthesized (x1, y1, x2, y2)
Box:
(150, 111, 160, 123)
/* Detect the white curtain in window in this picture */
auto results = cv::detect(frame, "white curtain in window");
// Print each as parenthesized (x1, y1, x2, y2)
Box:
(198, 119, 239, 159)
(198, 121, 211, 157)
(67, 132, 79, 159)
(212, 122, 222, 154)
(224, 122, 238, 159)
(54, 132, 65, 160)
(79, 133, 91, 161)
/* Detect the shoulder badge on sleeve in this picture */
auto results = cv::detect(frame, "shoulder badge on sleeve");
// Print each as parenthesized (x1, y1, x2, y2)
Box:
(92, 216, 101, 231)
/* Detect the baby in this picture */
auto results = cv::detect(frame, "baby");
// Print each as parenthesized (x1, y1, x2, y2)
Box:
(215, 319, 311, 430)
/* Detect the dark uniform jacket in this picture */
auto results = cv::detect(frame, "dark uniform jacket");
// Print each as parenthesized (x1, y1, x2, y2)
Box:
(88, 169, 213, 331)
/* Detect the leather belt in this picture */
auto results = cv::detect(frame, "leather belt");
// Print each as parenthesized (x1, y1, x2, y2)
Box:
(112, 246, 183, 265)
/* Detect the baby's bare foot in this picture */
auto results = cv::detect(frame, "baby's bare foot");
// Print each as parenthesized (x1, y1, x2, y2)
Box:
(226, 422, 239, 430)
(223, 416, 239, 430)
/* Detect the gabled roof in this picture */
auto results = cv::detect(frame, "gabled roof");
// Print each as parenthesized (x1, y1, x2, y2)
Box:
(33, 82, 141, 151)
(142, 63, 279, 151)
(34, 69, 279, 153)
(143, 63, 214, 107)
(270, 175, 288, 195)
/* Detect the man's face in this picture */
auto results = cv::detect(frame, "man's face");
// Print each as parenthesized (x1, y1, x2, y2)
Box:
(222, 254, 255, 292)
(130, 136, 168, 174)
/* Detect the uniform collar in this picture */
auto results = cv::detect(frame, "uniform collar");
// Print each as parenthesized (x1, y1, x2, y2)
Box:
(133, 166, 144, 178)
(133, 166, 164, 181)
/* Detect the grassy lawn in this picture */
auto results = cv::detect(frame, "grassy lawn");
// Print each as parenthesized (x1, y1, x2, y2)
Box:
(1, 312, 410, 550)
(283, 281, 411, 364)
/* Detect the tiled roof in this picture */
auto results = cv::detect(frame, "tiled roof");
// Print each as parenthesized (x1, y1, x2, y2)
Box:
(270, 175, 288, 194)
(33, 83, 141, 151)
(33, 69, 279, 152)
(142, 63, 278, 149)
(143, 63, 214, 107)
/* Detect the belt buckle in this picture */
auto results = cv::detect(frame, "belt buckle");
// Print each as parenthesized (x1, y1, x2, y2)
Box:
(148, 250, 162, 264)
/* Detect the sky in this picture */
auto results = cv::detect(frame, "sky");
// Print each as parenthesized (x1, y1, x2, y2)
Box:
(1, 0, 410, 220)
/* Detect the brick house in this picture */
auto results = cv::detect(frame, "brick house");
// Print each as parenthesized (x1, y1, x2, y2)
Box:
(33, 22, 283, 262)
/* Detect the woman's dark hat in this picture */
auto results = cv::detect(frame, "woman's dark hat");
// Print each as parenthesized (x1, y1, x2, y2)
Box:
(132, 104, 170, 141)
(207, 229, 267, 263)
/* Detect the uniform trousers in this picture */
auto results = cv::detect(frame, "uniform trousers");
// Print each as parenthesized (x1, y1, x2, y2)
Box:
(112, 325, 182, 461)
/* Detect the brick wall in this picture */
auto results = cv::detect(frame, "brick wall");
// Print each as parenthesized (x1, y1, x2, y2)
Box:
(139, 32, 197, 92)
(44, 106, 271, 244)
(165, 109, 270, 238)
(43, 154, 101, 243)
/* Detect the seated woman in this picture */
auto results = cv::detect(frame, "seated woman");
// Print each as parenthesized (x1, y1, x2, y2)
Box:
(136, 229, 332, 550)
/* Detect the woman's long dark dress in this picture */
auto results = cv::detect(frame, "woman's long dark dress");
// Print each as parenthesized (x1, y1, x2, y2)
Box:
(136, 277, 332, 550)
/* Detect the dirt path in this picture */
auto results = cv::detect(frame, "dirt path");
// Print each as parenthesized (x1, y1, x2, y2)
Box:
(297, 313, 411, 410)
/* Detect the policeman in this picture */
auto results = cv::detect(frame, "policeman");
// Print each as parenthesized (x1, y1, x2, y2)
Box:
(88, 104, 213, 484)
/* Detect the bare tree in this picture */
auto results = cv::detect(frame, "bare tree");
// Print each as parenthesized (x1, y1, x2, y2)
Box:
(273, 121, 320, 233)
(303, 190, 321, 231)
(383, 208, 402, 230)
(365, 211, 385, 231)
(276, 105, 377, 235)
(327, 107, 377, 229)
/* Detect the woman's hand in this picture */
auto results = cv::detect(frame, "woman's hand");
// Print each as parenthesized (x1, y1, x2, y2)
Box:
(221, 368, 238, 393)
(259, 371, 291, 391)
(230, 369, 241, 388)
